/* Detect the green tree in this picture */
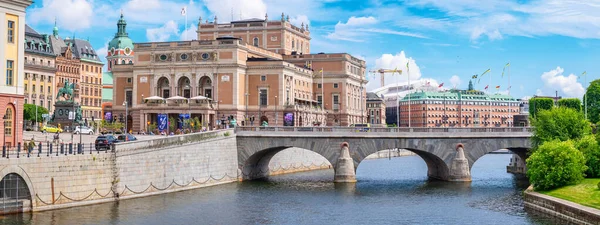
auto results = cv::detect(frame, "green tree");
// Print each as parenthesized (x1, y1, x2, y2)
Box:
(529, 98, 554, 118)
(558, 98, 582, 111)
(23, 104, 49, 122)
(526, 140, 587, 191)
(575, 135, 600, 178)
(169, 117, 176, 132)
(586, 79, 600, 123)
(531, 107, 590, 149)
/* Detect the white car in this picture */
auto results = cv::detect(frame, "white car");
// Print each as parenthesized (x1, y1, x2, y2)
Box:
(74, 126, 95, 135)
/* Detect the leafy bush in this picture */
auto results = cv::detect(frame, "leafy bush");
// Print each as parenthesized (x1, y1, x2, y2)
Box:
(558, 98, 582, 112)
(575, 135, 600, 178)
(529, 98, 554, 118)
(598, 181, 600, 190)
(531, 107, 590, 149)
(527, 140, 587, 191)
(224, 131, 231, 137)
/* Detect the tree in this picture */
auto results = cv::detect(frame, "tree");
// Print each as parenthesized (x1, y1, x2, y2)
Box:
(558, 98, 582, 112)
(575, 135, 600, 178)
(526, 140, 587, 191)
(529, 98, 554, 118)
(531, 107, 590, 149)
(586, 79, 600, 123)
(23, 104, 49, 123)
(168, 117, 176, 132)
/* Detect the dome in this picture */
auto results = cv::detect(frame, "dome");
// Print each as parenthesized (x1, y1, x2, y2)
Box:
(108, 36, 134, 52)
(107, 13, 134, 54)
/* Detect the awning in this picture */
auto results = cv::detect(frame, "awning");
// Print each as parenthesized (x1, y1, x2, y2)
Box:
(167, 96, 188, 101)
(144, 96, 165, 101)
(190, 96, 212, 100)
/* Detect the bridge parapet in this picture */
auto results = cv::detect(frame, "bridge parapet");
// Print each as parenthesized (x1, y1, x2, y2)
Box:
(236, 126, 533, 133)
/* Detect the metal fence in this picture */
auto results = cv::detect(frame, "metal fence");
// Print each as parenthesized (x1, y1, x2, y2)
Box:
(1, 142, 115, 159)
(0, 173, 32, 214)
(235, 126, 533, 133)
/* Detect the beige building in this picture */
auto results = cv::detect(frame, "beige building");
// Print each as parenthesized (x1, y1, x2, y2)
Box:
(24, 25, 56, 115)
(110, 14, 367, 132)
(1, 0, 32, 147)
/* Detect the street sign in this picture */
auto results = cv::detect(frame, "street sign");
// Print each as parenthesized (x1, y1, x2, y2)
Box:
(42, 114, 49, 118)
(68, 112, 74, 120)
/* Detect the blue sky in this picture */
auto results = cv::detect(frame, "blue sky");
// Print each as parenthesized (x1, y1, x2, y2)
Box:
(25, 0, 600, 99)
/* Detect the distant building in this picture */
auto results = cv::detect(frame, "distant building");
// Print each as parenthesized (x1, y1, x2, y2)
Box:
(1, 0, 33, 147)
(513, 98, 529, 127)
(398, 89, 520, 127)
(366, 92, 385, 125)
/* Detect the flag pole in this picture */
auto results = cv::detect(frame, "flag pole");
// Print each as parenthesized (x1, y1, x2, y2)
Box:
(489, 69, 492, 128)
(408, 67, 411, 128)
(322, 68, 324, 126)
(508, 63, 511, 127)
(585, 72, 588, 120)
(396, 69, 400, 127)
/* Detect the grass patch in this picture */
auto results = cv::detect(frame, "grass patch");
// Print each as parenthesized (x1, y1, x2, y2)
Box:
(539, 178, 600, 210)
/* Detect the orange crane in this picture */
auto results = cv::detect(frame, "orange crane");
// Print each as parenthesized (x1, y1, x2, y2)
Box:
(368, 69, 403, 87)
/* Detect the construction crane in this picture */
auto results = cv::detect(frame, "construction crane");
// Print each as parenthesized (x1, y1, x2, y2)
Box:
(368, 69, 403, 87)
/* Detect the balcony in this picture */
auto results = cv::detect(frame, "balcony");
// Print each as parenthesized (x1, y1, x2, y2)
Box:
(24, 60, 56, 71)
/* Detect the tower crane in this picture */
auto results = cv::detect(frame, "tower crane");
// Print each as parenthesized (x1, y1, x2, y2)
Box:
(368, 69, 403, 87)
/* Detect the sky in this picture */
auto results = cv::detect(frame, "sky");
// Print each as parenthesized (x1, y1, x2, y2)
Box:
(25, 0, 600, 99)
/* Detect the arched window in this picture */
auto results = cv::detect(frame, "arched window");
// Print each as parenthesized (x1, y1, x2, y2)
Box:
(4, 107, 13, 136)
(129, 60, 133, 65)
(253, 37, 259, 47)
(121, 60, 126, 64)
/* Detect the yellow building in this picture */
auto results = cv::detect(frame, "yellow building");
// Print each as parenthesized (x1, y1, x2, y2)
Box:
(1, 0, 33, 147)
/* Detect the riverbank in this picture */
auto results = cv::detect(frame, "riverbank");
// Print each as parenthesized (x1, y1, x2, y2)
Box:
(524, 184, 600, 224)
(540, 178, 600, 210)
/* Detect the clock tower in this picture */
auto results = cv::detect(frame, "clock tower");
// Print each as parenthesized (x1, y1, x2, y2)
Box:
(106, 12, 134, 71)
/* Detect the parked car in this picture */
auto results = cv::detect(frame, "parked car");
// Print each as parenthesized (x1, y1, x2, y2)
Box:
(95, 135, 119, 150)
(117, 134, 137, 142)
(74, 126, 94, 135)
(41, 125, 63, 133)
(349, 123, 370, 132)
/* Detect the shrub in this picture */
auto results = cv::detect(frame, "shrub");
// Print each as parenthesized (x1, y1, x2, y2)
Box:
(558, 98, 582, 111)
(575, 135, 600, 178)
(531, 107, 590, 149)
(526, 140, 587, 191)
(598, 181, 600, 190)
(224, 131, 231, 137)
(529, 98, 554, 118)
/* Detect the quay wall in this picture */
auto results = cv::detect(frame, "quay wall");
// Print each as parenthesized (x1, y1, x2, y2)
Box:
(0, 129, 332, 213)
(364, 149, 416, 160)
(524, 188, 600, 225)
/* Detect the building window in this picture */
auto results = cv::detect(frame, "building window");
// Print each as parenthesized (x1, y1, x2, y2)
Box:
(4, 107, 13, 136)
(40, 85, 44, 92)
(333, 83, 338, 88)
(333, 94, 339, 105)
(126, 90, 133, 107)
(127, 78, 132, 83)
(6, 60, 14, 86)
(7, 21, 15, 43)
(48, 86, 51, 93)
(318, 83, 322, 88)
(32, 85, 36, 93)
(317, 95, 323, 106)
(261, 75, 266, 81)
(259, 89, 268, 106)
(253, 37, 259, 47)
(48, 101, 52, 112)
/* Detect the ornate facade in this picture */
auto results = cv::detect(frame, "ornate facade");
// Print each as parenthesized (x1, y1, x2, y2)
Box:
(112, 14, 366, 132)
(24, 25, 56, 114)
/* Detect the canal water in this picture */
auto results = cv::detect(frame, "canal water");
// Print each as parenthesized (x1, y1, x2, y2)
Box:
(0, 154, 557, 225)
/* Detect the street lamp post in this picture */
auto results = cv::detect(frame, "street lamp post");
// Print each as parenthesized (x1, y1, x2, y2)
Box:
(275, 95, 278, 126)
(123, 101, 128, 134)
(3, 114, 7, 148)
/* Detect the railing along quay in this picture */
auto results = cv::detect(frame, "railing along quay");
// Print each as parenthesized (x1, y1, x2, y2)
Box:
(235, 126, 533, 133)
(1, 142, 115, 159)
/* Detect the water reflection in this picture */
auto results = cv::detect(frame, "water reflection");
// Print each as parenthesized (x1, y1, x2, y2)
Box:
(0, 154, 558, 225)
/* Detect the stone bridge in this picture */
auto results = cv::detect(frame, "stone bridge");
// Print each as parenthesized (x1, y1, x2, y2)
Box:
(236, 127, 532, 182)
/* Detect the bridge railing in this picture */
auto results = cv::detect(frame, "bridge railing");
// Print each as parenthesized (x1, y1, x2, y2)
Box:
(1, 142, 114, 159)
(235, 126, 533, 133)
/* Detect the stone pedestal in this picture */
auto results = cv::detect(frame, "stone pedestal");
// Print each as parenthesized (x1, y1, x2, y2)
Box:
(449, 143, 472, 182)
(334, 144, 356, 183)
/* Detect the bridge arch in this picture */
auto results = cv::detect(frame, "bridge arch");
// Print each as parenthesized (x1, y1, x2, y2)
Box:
(240, 146, 334, 180)
(0, 166, 35, 213)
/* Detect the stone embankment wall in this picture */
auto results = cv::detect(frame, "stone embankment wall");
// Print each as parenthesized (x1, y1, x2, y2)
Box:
(524, 188, 600, 225)
(364, 149, 416, 160)
(0, 129, 333, 213)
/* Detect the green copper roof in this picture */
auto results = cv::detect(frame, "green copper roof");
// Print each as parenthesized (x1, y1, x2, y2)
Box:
(102, 72, 113, 85)
(102, 88, 113, 101)
(108, 13, 134, 51)
(401, 91, 517, 102)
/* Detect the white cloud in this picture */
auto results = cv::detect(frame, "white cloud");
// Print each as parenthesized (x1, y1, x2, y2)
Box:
(366, 51, 423, 90)
(449, 75, 461, 88)
(290, 15, 310, 27)
(327, 16, 427, 42)
(180, 25, 197, 41)
(203, 0, 267, 22)
(146, 20, 179, 42)
(28, 0, 94, 31)
(536, 89, 544, 96)
(539, 66, 585, 98)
